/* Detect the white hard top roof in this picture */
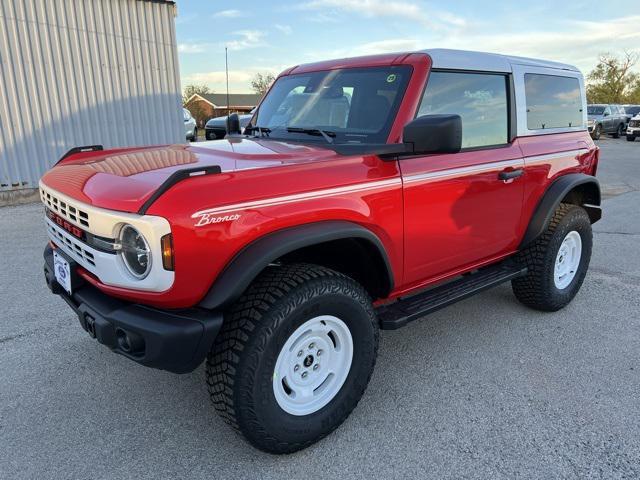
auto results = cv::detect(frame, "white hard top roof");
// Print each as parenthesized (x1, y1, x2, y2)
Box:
(423, 49, 580, 73)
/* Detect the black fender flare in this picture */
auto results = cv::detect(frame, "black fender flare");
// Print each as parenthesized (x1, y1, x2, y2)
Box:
(199, 221, 394, 310)
(520, 173, 601, 248)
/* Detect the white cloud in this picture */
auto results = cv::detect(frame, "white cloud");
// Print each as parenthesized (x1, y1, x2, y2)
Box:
(226, 30, 266, 51)
(275, 24, 293, 35)
(440, 15, 640, 74)
(183, 67, 281, 93)
(300, 0, 466, 30)
(301, 15, 640, 75)
(308, 38, 420, 60)
(213, 9, 242, 18)
(178, 43, 211, 54)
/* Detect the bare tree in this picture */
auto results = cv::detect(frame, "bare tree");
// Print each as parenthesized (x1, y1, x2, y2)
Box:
(182, 84, 211, 105)
(183, 84, 212, 127)
(250, 72, 275, 96)
(586, 52, 640, 104)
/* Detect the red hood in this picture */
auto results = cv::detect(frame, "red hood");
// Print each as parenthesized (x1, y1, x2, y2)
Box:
(40, 138, 339, 212)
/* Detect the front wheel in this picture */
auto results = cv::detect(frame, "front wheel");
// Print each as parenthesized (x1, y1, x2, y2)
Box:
(612, 124, 623, 138)
(627, 135, 636, 142)
(512, 203, 592, 311)
(206, 264, 378, 454)
(591, 124, 602, 140)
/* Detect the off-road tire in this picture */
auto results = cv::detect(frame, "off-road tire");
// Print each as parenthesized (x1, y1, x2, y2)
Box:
(512, 203, 592, 311)
(206, 263, 378, 454)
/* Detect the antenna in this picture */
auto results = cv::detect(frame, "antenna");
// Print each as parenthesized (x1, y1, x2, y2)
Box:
(225, 46, 230, 134)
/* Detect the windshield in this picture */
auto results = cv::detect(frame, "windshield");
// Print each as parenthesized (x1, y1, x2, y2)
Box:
(252, 66, 411, 144)
(587, 105, 605, 115)
(625, 106, 640, 116)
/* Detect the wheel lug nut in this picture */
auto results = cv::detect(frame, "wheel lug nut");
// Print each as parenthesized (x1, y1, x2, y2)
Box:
(301, 372, 308, 378)
(297, 350, 303, 357)
(309, 343, 315, 349)
(313, 364, 319, 370)
(294, 365, 300, 372)
(317, 349, 323, 356)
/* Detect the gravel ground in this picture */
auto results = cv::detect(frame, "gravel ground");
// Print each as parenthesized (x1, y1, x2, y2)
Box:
(1, 137, 639, 479)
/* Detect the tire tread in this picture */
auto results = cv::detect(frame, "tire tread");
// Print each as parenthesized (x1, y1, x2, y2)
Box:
(206, 263, 377, 453)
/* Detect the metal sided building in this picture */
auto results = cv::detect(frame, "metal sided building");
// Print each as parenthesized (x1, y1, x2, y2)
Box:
(0, 0, 182, 204)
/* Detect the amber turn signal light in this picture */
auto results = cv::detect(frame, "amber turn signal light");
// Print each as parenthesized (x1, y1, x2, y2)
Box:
(161, 234, 174, 271)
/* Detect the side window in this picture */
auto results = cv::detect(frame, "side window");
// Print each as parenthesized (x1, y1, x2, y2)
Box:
(417, 71, 508, 149)
(524, 74, 583, 129)
(604, 106, 611, 116)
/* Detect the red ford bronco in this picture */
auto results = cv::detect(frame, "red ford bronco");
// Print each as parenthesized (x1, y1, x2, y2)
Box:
(41, 49, 601, 453)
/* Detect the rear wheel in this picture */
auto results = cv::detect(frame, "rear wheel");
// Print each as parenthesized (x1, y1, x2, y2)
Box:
(206, 263, 378, 454)
(512, 203, 592, 311)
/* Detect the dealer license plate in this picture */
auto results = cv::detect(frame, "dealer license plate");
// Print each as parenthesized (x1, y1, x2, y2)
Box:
(53, 250, 72, 294)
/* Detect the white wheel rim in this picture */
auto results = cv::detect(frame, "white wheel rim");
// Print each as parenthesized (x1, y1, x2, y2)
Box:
(554, 230, 582, 290)
(273, 315, 353, 416)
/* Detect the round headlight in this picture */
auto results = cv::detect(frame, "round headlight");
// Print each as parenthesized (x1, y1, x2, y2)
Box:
(119, 225, 151, 279)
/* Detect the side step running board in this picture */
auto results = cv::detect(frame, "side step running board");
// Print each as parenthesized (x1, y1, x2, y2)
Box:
(376, 262, 527, 330)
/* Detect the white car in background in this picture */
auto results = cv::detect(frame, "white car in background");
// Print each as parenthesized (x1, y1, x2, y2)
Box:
(183, 108, 197, 142)
(627, 112, 640, 142)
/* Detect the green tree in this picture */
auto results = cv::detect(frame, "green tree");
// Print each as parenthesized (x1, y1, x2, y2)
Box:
(627, 81, 640, 104)
(250, 72, 275, 96)
(586, 52, 640, 104)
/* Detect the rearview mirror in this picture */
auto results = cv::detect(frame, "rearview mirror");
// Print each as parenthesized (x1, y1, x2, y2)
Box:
(226, 113, 241, 136)
(403, 114, 462, 155)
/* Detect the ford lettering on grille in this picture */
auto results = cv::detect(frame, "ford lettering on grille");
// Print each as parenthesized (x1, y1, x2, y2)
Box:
(46, 208, 86, 240)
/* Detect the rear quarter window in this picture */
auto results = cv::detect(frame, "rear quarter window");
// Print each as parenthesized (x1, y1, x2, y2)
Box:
(524, 74, 583, 130)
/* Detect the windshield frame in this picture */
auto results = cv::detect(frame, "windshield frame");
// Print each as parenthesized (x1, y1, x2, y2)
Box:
(246, 65, 413, 146)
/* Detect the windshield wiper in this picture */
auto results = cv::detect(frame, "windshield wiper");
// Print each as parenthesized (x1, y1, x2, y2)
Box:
(286, 127, 336, 144)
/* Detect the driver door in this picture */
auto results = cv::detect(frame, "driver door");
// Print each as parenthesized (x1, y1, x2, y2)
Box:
(401, 70, 524, 288)
(603, 106, 612, 132)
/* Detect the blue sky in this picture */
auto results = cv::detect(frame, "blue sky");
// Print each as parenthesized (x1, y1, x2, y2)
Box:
(175, 1, 640, 93)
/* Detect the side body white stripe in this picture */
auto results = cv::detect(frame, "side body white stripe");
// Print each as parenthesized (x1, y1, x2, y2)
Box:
(402, 159, 523, 185)
(523, 149, 587, 165)
(191, 178, 402, 218)
(191, 149, 588, 219)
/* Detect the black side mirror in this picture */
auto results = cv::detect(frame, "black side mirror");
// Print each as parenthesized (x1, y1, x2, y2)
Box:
(403, 114, 462, 155)
(226, 113, 241, 136)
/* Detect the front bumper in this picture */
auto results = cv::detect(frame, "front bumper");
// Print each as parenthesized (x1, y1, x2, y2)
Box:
(44, 244, 223, 373)
(627, 127, 640, 136)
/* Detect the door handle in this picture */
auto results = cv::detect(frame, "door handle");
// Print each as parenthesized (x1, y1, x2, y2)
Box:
(498, 168, 524, 181)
